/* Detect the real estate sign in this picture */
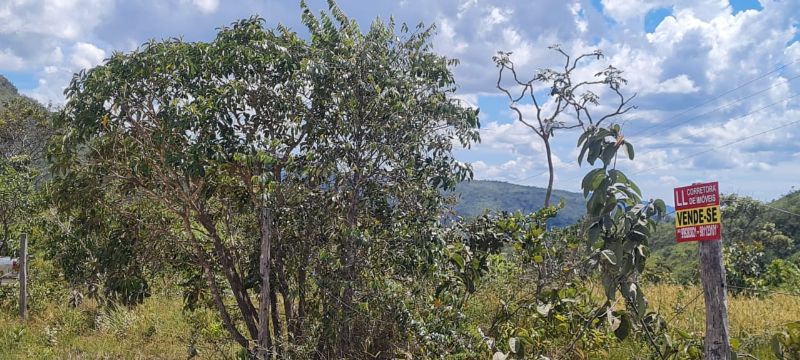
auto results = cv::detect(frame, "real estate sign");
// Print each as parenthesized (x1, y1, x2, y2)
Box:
(674, 181, 722, 242)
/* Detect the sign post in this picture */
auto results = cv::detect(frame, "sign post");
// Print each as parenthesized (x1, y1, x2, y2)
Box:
(18, 233, 27, 320)
(674, 182, 729, 359)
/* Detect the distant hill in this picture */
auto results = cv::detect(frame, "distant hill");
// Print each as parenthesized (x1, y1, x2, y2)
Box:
(0, 75, 52, 169)
(0, 75, 19, 101)
(450, 180, 585, 227)
(770, 189, 800, 244)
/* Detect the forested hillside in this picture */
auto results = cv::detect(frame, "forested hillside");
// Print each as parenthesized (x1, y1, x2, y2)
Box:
(0, 76, 19, 100)
(450, 180, 585, 226)
(770, 189, 800, 242)
(649, 193, 800, 290)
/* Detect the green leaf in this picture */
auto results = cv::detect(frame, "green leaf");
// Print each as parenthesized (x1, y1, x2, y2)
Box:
(624, 142, 634, 160)
(509, 337, 522, 355)
(600, 249, 617, 266)
(492, 352, 508, 360)
(614, 312, 632, 340)
(730, 337, 741, 351)
(581, 168, 604, 197)
(607, 310, 621, 331)
(600, 145, 616, 167)
(536, 303, 553, 316)
(587, 141, 602, 165)
(450, 253, 465, 270)
(587, 221, 602, 243)
(772, 335, 784, 357)
(634, 288, 647, 317)
(602, 273, 616, 301)
(577, 130, 591, 147)
(578, 142, 589, 166)
(654, 199, 667, 215)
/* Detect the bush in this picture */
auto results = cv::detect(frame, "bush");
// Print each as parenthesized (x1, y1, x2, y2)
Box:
(764, 259, 800, 291)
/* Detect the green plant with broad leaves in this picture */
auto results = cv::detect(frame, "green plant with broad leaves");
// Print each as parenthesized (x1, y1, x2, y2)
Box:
(773, 322, 800, 359)
(480, 209, 618, 359)
(578, 123, 675, 354)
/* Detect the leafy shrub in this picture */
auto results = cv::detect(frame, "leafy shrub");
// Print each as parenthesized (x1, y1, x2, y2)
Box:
(773, 322, 800, 359)
(764, 259, 800, 291)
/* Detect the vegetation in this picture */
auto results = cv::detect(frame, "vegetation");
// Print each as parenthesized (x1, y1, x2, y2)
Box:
(0, 1, 798, 359)
(649, 194, 800, 294)
(493, 46, 635, 207)
(450, 180, 585, 226)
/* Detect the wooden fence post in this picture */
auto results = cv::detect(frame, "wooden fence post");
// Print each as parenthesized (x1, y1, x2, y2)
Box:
(19, 233, 27, 320)
(699, 239, 730, 359)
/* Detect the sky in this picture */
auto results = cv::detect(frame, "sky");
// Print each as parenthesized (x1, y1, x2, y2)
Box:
(1, 0, 799, 203)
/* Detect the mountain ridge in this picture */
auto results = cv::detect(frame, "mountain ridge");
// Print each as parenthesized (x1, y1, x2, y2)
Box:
(450, 180, 586, 227)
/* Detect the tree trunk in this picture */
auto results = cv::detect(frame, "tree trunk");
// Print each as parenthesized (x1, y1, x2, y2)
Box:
(296, 265, 306, 337)
(183, 213, 250, 350)
(270, 277, 282, 358)
(543, 136, 555, 207)
(0, 221, 9, 256)
(204, 264, 250, 349)
(279, 274, 295, 338)
(258, 204, 274, 359)
(197, 213, 260, 339)
(18, 233, 27, 320)
(337, 188, 360, 356)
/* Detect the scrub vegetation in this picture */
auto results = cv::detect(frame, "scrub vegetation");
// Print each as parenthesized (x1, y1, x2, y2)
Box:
(0, 1, 798, 359)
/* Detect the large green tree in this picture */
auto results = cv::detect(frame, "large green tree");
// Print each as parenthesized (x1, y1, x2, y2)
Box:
(52, 2, 479, 358)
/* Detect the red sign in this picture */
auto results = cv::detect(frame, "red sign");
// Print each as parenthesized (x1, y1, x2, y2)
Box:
(673, 182, 722, 242)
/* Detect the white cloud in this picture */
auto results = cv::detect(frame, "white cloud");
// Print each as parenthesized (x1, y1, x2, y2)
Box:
(659, 175, 679, 185)
(70, 42, 106, 71)
(651, 74, 699, 94)
(457, 0, 478, 18)
(480, 6, 513, 32)
(569, 2, 588, 33)
(186, 0, 219, 14)
(435, 17, 469, 55)
(0, 48, 24, 70)
(0, 0, 113, 40)
(0, 0, 798, 201)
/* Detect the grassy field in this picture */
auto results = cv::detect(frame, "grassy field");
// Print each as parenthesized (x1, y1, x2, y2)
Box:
(0, 293, 239, 359)
(0, 283, 797, 359)
(609, 284, 800, 359)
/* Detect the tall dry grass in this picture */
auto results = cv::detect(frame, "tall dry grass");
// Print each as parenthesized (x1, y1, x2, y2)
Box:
(0, 294, 238, 359)
(647, 283, 800, 340)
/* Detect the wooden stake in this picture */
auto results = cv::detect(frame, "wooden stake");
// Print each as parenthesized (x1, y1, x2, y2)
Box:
(699, 239, 730, 359)
(18, 233, 27, 320)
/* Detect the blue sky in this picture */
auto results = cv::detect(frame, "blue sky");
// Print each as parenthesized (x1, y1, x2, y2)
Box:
(1, 0, 799, 202)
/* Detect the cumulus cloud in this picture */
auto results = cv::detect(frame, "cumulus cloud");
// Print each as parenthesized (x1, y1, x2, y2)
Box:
(0, 0, 113, 40)
(650, 74, 699, 94)
(70, 42, 106, 71)
(185, 0, 220, 14)
(0, 49, 25, 70)
(70, 42, 106, 70)
(1, 0, 799, 200)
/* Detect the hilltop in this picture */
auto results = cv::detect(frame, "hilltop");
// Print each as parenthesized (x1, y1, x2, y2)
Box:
(0, 75, 19, 101)
(450, 180, 585, 226)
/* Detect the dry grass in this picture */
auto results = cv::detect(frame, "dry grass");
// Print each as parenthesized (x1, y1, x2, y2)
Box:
(1, 282, 796, 359)
(647, 283, 800, 340)
(606, 283, 800, 359)
(0, 294, 238, 359)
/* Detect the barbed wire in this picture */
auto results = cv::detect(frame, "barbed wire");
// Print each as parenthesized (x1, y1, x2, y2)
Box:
(726, 285, 800, 297)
